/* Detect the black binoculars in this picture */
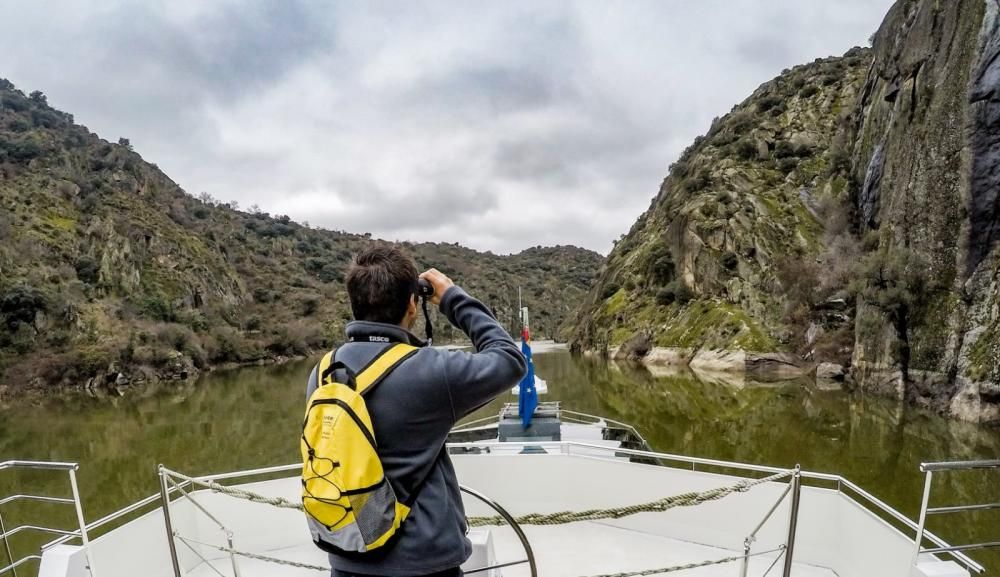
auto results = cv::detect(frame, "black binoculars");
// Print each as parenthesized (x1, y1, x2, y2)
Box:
(417, 278, 434, 298)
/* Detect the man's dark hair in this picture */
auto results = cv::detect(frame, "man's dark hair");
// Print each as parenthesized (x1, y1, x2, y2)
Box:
(346, 244, 419, 324)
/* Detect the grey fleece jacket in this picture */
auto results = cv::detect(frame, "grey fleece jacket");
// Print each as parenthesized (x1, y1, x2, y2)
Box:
(305, 285, 527, 576)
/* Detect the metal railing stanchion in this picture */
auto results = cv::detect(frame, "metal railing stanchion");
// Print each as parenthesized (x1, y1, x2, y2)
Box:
(158, 465, 183, 577)
(0, 508, 16, 577)
(912, 469, 934, 568)
(68, 468, 97, 577)
(781, 466, 802, 577)
(739, 537, 751, 577)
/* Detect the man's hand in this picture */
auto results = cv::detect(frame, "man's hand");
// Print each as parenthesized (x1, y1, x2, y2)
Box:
(419, 268, 454, 306)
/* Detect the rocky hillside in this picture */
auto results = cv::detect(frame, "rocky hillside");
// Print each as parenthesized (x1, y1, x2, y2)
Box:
(571, 49, 870, 359)
(850, 0, 1000, 421)
(572, 0, 1000, 423)
(0, 81, 602, 395)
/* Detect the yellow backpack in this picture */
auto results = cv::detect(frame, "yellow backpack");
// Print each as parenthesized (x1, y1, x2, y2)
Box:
(301, 343, 418, 554)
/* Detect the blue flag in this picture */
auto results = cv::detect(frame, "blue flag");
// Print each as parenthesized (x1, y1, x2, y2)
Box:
(518, 331, 538, 428)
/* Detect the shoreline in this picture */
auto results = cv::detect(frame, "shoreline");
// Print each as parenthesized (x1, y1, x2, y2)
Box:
(0, 338, 564, 403)
(582, 346, 1000, 425)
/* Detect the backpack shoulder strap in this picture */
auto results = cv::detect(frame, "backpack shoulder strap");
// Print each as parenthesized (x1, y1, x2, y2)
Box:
(355, 343, 419, 395)
(317, 349, 336, 385)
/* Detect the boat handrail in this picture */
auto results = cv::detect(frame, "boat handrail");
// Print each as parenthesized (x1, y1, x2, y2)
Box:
(34, 445, 986, 575)
(912, 459, 1000, 571)
(0, 461, 79, 472)
(451, 414, 501, 431)
(558, 409, 655, 449)
(447, 440, 985, 574)
(920, 459, 1000, 472)
(453, 408, 655, 451)
(42, 465, 306, 552)
(0, 461, 95, 577)
(148, 465, 538, 577)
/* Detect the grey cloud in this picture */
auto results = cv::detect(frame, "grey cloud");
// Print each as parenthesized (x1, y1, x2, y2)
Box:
(0, 0, 895, 254)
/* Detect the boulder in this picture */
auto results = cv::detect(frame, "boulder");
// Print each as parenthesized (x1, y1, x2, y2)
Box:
(745, 352, 810, 380)
(816, 362, 846, 381)
(642, 347, 694, 366)
(690, 349, 746, 373)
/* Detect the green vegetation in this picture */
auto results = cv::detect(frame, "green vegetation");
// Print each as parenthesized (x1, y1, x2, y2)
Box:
(0, 79, 603, 393)
(571, 50, 871, 359)
(851, 245, 930, 380)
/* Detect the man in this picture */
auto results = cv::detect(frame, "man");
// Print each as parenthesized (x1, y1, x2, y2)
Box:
(306, 244, 527, 577)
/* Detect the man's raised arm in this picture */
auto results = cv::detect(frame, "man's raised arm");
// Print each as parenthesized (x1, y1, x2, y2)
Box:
(420, 269, 527, 419)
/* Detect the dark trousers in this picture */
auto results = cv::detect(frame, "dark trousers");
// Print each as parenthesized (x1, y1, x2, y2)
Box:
(332, 568, 462, 577)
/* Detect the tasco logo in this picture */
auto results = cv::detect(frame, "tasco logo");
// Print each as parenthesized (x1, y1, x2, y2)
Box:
(369, 336, 390, 343)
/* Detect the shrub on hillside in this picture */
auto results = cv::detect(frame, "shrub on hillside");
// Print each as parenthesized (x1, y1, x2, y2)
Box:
(155, 323, 195, 352)
(203, 327, 249, 363)
(655, 287, 676, 306)
(74, 256, 100, 285)
(721, 251, 739, 270)
(1, 93, 30, 112)
(683, 170, 712, 193)
(733, 139, 757, 161)
(669, 159, 690, 178)
(319, 264, 344, 283)
(1, 138, 44, 161)
(0, 284, 47, 328)
(777, 157, 800, 173)
(266, 320, 326, 356)
(644, 242, 675, 285)
(656, 280, 693, 306)
(757, 94, 783, 112)
(140, 295, 175, 322)
(775, 141, 811, 159)
(301, 296, 320, 316)
(727, 110, 755, 135)
(31, 109, 62, 129)
(799, 84, 820, 98)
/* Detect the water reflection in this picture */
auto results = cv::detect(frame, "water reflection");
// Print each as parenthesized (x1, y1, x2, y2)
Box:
(0, 352, 997, 573)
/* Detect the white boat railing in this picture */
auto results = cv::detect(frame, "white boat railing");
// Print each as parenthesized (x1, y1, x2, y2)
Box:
(912, 459, 1000, 568)
(30, 444, 988, 576)
(0, 461, 95, 577)
(452, 407, 655, 452)
(153, 465, 539, 577)
(446, 440, 986, 574)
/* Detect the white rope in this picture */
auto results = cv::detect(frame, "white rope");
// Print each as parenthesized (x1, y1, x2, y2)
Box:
(586, 546, 786, 577)
(176, 533, 785, 577)
(162, 468, 797, 576)
(175, 534, 328, 572)
(163, 468, 794, 527)
(167, 471, 304, 510)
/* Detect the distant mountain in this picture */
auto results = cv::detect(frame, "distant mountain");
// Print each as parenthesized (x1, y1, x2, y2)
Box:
(570, 0, 1000, 423)
(0, 80, 602, 395)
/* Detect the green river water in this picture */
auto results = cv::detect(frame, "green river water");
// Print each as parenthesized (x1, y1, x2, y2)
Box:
(0, 350, 998, 574)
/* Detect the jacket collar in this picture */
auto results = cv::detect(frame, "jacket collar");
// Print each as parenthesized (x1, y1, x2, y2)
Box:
(345, 320, 427, 347)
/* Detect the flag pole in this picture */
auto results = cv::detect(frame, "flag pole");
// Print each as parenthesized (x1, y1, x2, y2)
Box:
(518, 286, 522, 329)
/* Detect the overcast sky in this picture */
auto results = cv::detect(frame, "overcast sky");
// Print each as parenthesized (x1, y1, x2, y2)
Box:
(0, 1, 893, 254)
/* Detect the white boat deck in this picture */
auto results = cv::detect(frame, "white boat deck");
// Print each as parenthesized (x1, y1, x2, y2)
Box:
(187, 521, 835, 577)
(61, 411, 967, 577)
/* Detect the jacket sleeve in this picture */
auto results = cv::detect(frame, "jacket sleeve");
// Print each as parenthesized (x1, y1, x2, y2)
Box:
(439, 286, 528, 420)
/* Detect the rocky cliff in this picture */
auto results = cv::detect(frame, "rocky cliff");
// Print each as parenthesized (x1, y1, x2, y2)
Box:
(850, 0, 1000, 422)
(572, 0, 1000, 423)
(571, 50, 870, 361)
(0, 81, 602, 396)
